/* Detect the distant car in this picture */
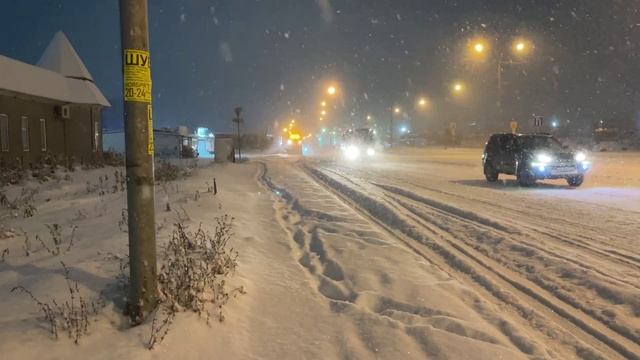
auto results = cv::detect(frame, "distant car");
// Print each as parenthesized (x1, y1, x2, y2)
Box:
(482, 133, 591, 187)
(340, 128, 378, 160)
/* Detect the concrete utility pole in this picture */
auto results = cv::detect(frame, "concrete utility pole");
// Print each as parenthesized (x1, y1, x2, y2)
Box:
(119, 0, 157, 324)
(233, 107, 243, 161)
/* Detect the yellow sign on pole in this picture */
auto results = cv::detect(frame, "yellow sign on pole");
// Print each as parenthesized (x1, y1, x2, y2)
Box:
(123, 49, 152, 103)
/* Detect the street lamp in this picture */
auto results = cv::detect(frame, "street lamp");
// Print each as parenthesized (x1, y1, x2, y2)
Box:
(321, 110, 327, 116)
(327, 86, 337, 96)
(321, 101, 326, 107)
(394, 107, 401, 114)
(452, 82, 465, 94)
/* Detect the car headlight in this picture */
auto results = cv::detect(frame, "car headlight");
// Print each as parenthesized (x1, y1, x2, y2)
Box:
(574, 152, 587, 162)
(366, 148, 375, 156)
(536, 153, 552, 163)
(345, 145, 360, 160)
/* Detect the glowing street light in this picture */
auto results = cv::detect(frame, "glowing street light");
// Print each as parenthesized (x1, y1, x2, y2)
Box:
(321, 110, 327, 116)
(321, 101, 326, 107)
(394, 107, 401, 114)
(453, 82, 464, 93)
(474, 42, 485, 53)
(327, 86, 337, 96)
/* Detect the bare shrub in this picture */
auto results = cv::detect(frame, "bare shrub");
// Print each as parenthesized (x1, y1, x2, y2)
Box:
(86, 175, 109, 196)
(147, 307, 175, 350)
(149, 216, 243, 348)
(73, 209, 89, 221)
(155, 160, 180, 182)
(1, 187, 39, 218)
(22, 229, 32, 257)
(103, 150, 125, 167)
(112, 170, 126, 193)
(0, 167, 26, 187)
(11, 262, 103, 343)
(36, 224, 78, 255)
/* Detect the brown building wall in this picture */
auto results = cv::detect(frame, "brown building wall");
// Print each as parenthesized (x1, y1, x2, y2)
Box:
(0, 93, 103, 168)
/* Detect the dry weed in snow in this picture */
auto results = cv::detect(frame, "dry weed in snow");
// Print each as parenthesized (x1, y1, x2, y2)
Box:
(149, 216, 244, 349)
(11, 262, 103, 344)
(36, 224, 79, 256)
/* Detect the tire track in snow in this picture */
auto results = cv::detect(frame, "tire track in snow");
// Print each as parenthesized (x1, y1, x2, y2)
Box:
(374, 182, 640, 290)
(257, 161, 519, 358)
(362, 169, 640, 269)
(307, 164, 640, 360)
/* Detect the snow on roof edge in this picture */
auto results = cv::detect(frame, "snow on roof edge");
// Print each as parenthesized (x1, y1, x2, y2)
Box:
(0, 54, 110, 107)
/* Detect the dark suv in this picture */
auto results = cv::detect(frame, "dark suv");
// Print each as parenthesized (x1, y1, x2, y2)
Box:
(482, 133, 590, 187)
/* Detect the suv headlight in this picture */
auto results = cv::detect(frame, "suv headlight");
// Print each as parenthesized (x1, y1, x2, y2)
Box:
(366, 148, 375, 156)
(536, 153, 552, 164)
(574, 152, 587, 162)
(345, 145, 360, 160)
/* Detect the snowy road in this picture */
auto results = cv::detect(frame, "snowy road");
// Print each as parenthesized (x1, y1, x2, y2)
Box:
(260, 147, 640, 359)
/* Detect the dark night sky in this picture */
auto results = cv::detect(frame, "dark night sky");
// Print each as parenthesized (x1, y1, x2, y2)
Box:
(1, 0, 639, 134)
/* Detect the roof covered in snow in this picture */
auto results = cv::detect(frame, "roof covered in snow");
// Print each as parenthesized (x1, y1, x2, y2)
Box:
(0, 31, 109, 107)
(37, 31, 93, 81)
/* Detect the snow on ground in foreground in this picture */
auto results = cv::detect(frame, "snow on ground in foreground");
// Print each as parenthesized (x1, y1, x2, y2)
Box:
(305, 146, 640, 359)
(0, 160, 345, 359)
(1, 148, 639, 359)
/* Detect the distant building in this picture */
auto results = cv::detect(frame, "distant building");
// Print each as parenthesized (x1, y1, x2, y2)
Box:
(104, 126, 201, 159)
(0, 31, 110, 168)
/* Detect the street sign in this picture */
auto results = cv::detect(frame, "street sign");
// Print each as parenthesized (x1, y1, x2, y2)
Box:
(510, 121, 518, 134)
(534, 116, 544, 127)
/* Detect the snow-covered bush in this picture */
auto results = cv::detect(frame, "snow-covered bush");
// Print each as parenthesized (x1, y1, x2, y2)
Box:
(155, 160, 181, 182)
(149, 216, 243, 349)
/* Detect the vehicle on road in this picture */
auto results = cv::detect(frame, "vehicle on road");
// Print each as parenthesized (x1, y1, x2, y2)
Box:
(340, 128, 378, 160)
(482, 133, 591, 187)
(282, 129, 303, 154)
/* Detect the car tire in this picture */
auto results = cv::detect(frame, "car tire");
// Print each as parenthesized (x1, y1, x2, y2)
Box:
(567, 175, 584, 187)
(517, 166, 536, 187)
(484, 162, 499, 182)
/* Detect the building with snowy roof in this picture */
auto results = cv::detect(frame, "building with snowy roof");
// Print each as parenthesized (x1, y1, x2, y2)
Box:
(0, 31, 110, 168)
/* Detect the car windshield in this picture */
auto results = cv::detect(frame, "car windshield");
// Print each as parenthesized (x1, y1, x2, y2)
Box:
(3, 3, 640, 360)
(518, 136, 564, 152)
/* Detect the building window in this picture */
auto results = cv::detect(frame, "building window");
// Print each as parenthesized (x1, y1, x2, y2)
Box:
(21, 116, 29, 152)
(92, 119, 100, 152)
(40, 118, 47, 152)
(0, 114, 8, 152)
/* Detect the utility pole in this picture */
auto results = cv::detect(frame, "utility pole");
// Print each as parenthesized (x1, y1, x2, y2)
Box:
(119, 0, 157, 324)
(233, 107, 243, 161)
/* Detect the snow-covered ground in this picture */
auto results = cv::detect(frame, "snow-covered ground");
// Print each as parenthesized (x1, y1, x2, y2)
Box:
(1, 147, 639, 359)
